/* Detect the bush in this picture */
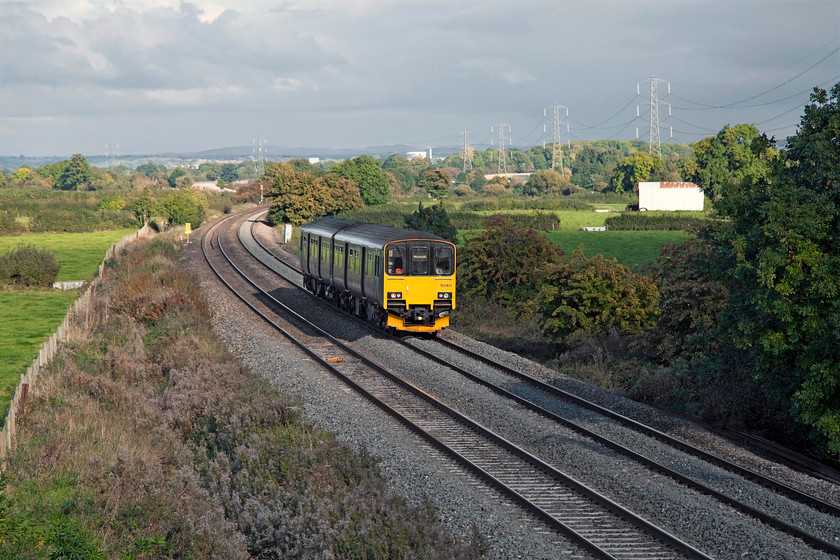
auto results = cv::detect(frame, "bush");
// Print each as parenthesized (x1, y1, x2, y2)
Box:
(605, 212, 709, 232)
(534, 246, 660, 341)
(0, 244, 61, 287)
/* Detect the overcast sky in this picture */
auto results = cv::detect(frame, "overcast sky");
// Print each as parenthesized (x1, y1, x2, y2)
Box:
(1, 0, 838, 158)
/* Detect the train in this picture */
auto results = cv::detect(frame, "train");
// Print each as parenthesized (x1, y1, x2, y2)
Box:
(300, 218, 456, 333)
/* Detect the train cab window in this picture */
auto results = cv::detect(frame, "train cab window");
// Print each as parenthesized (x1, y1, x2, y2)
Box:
(410, 246, 429, 276)
(387, 245, 406, 275)
(434, 245, 453, 275)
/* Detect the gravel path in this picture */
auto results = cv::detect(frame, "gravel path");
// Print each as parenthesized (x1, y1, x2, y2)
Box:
(183, 215, 840, 559)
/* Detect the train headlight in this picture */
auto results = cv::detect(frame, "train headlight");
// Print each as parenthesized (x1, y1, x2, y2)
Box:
(388, 292, 402, 299)
(437, 292, 452, 300)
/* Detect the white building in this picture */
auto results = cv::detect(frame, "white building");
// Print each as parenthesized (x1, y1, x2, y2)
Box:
(638, 181, 704, 211)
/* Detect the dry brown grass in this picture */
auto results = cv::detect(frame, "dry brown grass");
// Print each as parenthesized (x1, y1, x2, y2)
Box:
(2, 233, 482, 559)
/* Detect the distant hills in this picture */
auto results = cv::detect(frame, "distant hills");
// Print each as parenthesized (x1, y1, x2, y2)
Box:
(1, 144, 461, 170)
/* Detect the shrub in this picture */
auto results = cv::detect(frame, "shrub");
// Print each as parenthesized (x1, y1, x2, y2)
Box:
(0, 244, 61, 287)
(458, 216, 565, 310)
(534, 246, 660, 341)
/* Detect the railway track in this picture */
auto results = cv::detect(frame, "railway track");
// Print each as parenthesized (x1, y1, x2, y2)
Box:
(201, 209, 714, 559)
(240, 209, 840, 557)
(198, 208, 840, 558)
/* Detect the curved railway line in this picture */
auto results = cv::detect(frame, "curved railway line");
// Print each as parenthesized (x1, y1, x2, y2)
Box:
(198, 208, 840, 559)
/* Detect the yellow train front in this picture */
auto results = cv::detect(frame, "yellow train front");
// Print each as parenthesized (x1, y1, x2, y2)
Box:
(300, 218, 456, 333)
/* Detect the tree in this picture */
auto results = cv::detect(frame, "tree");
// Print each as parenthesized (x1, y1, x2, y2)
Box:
(458, 216, 564, 309)
(535, 246, 660, 340)
(521, 169, 564, 197)
(607, 152, 663, 193)
(682, 124, 777, 208)
(264, 162, 362, 225)
(131, 187, 155, 225)
(332, 155, 390, 205)
(708, 85, 840, 453)
(135, 161, 167, 179)
(404, 202, 457, 242)
(168, 167, 189, 188)
(158, 189, 207, 225)
(381, 154, 418, 192)
(219, 163, 239, 183)
(418, 169, 450, 199)
(56, 154, 93, 191)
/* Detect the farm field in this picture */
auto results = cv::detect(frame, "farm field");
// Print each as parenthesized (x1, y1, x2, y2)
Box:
(545, 230, 693, 271)
(1, 229, 137, 421)
(0, 290, 80, 420)
(0, 229, 135, 281)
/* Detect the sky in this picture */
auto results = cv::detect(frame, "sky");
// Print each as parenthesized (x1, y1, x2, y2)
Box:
(1, 0, 838, 158)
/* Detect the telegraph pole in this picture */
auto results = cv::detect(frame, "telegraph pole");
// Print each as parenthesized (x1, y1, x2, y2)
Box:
(492, 122, 510, 175)
(544, 103, 569, 177)
(636, 76, 671, 157)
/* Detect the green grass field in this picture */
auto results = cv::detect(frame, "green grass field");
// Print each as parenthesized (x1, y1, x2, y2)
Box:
(546, 230, 692, 271)
(1, 229, 137, 422)
(0, 229, 135, 281)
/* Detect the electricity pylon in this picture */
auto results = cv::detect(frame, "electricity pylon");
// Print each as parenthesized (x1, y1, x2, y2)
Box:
(492, 122, 510, 174)
(544, 103, 569, 177)
(637, 76, 671, 157)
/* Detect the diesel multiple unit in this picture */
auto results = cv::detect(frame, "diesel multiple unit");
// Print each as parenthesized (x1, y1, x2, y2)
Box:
(300, 218, 456, 333)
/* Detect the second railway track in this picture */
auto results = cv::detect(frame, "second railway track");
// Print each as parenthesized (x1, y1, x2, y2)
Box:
(192, 208, 840, 559)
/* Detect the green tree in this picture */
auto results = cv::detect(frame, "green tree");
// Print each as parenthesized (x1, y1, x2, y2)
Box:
(521, 169, 564, 197)
(381, 154, 419, 192)
(56, 154, 93, 191)
(608, 152, 663, 193)
(135, 161, 167, 179)
(404, 202, 457, 242)
(332, 155, 390, 205)
(710, 84, 840, 452)
(219, 163, 239, 183)
(168, 167, 189, 188)
(683, 124, 777, 207)
(535, 246, 660, 340)
(158, 189, 207, 225)
(418, 169, 450, 199)
(458, 216, 564, 309)
(131, 187, 155, 225)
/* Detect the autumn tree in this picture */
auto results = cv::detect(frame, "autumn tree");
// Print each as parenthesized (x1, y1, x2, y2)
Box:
(264, 162, 362, 225)
(458, 216, 564, 309)
(418, 169, 450, 199)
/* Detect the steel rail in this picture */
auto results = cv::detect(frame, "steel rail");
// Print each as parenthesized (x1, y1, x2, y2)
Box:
(200, 212, 713, 560)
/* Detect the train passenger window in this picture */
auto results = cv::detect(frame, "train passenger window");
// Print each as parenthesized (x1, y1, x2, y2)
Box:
(434, 246, 453, 275)
(322, 240, 330, 262)
(387, 245, 406, 275)
(366, 253, 373, 276)
(410, 246, 429, 276)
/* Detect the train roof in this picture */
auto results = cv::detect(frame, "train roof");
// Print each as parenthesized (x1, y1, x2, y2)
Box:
(302, 217, 450, 248)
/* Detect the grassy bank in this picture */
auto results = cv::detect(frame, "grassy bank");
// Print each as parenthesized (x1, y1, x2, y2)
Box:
(0, 235, 482, 559)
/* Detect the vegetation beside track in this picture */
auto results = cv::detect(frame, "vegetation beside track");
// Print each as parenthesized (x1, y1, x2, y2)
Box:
(0, 234, 483, 559)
